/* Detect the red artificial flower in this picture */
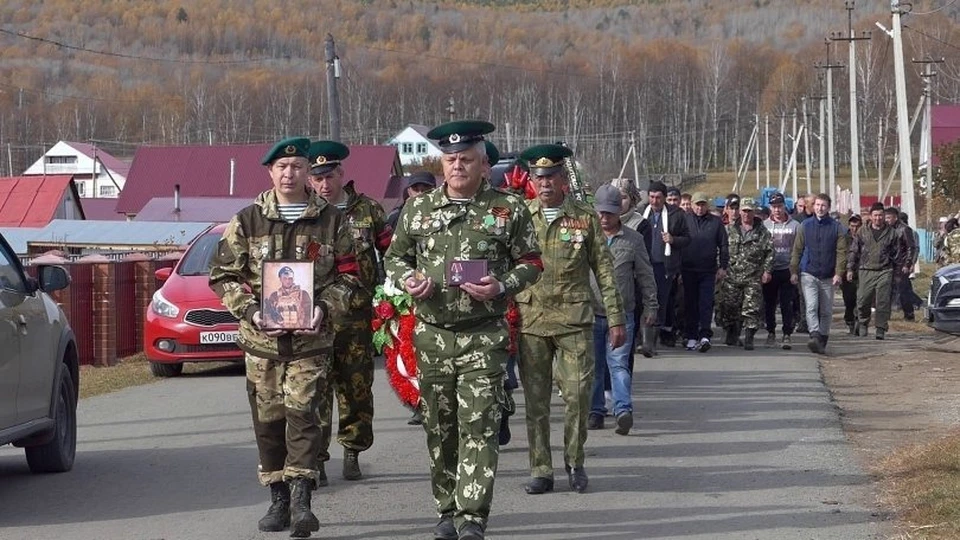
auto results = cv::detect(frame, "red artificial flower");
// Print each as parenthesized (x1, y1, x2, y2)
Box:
(371, 318, 383, 331)
(375, 300, 396, 320)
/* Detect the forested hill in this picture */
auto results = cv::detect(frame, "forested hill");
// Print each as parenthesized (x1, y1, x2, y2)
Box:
(0, 0, 957, 179)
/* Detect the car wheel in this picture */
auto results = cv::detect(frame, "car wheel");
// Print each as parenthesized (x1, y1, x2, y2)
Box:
(150, 361, 184, 378)
(25, 367, 77, 474)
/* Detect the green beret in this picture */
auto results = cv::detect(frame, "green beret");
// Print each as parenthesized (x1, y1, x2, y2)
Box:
(261, 137, 311, 166)
(426, 120, 495, 154)
(484, 140, 500, 166)
(308, 140, 350, 175)
(519, 143, 573, 176)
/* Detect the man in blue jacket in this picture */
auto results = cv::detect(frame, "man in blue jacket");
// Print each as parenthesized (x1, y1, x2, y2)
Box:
(790, 193, 848, 354)
(680, 192, 728, 352)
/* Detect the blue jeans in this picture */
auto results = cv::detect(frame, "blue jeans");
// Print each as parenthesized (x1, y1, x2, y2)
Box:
(590, 312, 637, 417)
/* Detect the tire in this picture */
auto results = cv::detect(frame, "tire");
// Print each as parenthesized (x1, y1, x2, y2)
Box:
(150, 361, 184, 378)
(25, 368, 77, 473)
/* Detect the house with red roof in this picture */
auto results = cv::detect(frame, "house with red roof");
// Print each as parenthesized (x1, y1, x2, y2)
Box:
(116, 143, 401, 219)
(0, 175, 84, 227)
(23, 141, 129, 199)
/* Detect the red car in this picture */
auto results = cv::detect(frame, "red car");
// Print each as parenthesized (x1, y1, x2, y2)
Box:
(145, 223, 243, 377)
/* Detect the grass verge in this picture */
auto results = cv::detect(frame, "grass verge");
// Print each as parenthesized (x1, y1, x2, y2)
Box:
(878, 432, 960, 539)
(78, 353, 241, 399)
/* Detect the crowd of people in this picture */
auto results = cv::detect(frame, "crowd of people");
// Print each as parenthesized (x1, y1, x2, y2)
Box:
(206, 119, 958, 540)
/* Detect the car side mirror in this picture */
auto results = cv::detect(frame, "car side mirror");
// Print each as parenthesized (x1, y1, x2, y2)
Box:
(37, 265, 70, 292)
(155, 267, 173, 281)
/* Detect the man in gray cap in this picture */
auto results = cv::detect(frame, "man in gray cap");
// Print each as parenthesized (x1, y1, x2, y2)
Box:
(386, 171, 437, 232)
(588, 183, 657, 433)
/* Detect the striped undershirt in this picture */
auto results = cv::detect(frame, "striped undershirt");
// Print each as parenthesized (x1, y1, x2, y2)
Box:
(277, 203, 307, 223)
(542, 207, 561, 223)
(449, 198, 470, 205)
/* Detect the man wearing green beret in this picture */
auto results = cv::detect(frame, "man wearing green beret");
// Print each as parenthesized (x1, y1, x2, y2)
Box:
(384, 120, 543, 540)
(209, 137, 362, 537)
(515, 143, 625, 495)
(308, 140, 390, 485)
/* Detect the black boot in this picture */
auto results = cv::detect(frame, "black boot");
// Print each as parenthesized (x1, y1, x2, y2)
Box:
(288, 478, 319, 538)
(316, 462, 328, 487)
(498, 412, 512, 446)
(641, 326, 657, 358)
(807, 331, 822, 354)
(723, 326, 738, 346)
(743, 329, 756, 351)
(343, 449, 362, 480)
(820, 334, 829, 352)
(258, 481, 291, 532)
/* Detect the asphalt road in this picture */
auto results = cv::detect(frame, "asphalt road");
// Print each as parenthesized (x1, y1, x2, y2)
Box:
(0, 341, 886, 540)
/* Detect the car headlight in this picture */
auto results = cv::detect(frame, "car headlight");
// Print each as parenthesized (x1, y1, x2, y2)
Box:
(151, 290, 180, 318)
(947, 298, 960, 308)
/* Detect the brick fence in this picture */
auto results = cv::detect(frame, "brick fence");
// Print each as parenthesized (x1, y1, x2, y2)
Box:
(27, 253, 180, 366)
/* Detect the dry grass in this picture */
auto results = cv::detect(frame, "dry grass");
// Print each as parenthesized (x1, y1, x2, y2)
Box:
(78, 353, 240, 399)
(877, 432, 960, 539)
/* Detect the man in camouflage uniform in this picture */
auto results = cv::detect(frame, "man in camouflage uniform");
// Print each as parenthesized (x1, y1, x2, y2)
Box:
(515, 143, 625, 496)
(308, 140, 391, 484)
(716, 197, 773, 350)
(942, 219, 960, 266)
(208, 137, 361, 538)
(384, 120, 542, 540)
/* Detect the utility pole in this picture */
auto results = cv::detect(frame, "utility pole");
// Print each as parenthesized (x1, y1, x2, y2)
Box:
(891, 0, 916, 229)
(791, 109, 799, 199)
(755, 114, 761, 190)
(802, 98, 813, 194)
(816, 39, 844, 198)
(778, 113, 786, 182)
(446, 96, 455, 122)
(877, 117, 884, 200)
(325, 34, 342, 142)
(831, 1, 871, 214)
(915, 57, 943, 231)
(505, 122, 513, 152)
(630, 130, 640, 190)
(764, 115, 771, 187)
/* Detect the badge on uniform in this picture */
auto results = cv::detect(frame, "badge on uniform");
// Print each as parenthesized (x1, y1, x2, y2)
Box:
(306, 242, 332, 260)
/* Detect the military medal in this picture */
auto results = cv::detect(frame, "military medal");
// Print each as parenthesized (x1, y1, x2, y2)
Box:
(477, 240, 488, 251)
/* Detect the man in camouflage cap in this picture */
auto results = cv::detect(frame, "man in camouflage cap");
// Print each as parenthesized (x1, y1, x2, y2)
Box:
(716, 196, 773, 350)
(209, 136, 361, 537)
(515, 143, 624, 496)
(308, 140, 391, 485)
(384, 120, 542, 540)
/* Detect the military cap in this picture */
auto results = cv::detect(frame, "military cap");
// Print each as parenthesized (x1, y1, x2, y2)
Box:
(485, 140, 500, 166)
(426, 120, 495, 154)
(648, 181, 668, 195)
(691, 192, 710, 204)
(261, 137, 311, 166)
(278, 265, 294, 277)
(308, 140, 350, 175)
(593, 184, 622, 214)
(769, 192, 786, 206)
(405, 171, 436, 189)
(740, 197, 757, 210)
(520, 143, 573, 176)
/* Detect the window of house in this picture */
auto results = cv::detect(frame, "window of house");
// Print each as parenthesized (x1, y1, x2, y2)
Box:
(416, 143, 427, 155)
(45, 155, 77, 165)
(99, 185, 116, 197)
(400, 143, 414, 155)
(76, 182, 85, 196)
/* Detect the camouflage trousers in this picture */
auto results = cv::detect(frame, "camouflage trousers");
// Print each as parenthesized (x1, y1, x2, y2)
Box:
(415, 319, 508, 531)
(715, 277, 763, 331)
(245, 352, 330, 487)
(518, 326, 594, 479)
(317, 317, 375, 462)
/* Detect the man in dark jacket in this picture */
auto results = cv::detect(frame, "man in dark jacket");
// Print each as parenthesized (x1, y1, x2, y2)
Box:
(790, 193, 848, 354)
(849, 203, 899, 339)
(886, 210, 921, 320)
(680, 192, 728, 352)
(841, 214, 862, 334)
(385, 172, 437, 232)
(643, 181, 691, 350)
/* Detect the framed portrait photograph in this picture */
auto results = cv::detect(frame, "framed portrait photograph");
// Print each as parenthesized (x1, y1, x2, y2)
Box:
(260, 260, 315, 331)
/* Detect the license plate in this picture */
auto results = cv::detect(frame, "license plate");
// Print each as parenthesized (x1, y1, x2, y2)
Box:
(199, 331, 239, 344)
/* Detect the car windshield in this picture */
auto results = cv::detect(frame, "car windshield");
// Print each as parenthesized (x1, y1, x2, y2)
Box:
(177, 233, 220, 277)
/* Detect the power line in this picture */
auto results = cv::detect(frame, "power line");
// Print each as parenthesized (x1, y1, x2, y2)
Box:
(909, 0, 957, 15)
(0, 27, 278, 65)
(903, 24, 960, 53)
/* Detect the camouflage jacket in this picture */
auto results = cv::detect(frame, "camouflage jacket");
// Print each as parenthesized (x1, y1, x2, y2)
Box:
(725, 216, 774, 282)
(941, 228, 960, 266)
(337, 181, 391, 325)
(209, 189, 361, 360)
(517, 196, 624, 335)
(383, 180, 543, 329)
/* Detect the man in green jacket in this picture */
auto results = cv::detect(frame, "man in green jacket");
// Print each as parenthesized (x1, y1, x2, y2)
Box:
(209, 137, 361, 538)
(384, 120, 542, 540)
(308, 140, 392, 484)
(515, 143, 624, 496)
(848, 202, 898, 340)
